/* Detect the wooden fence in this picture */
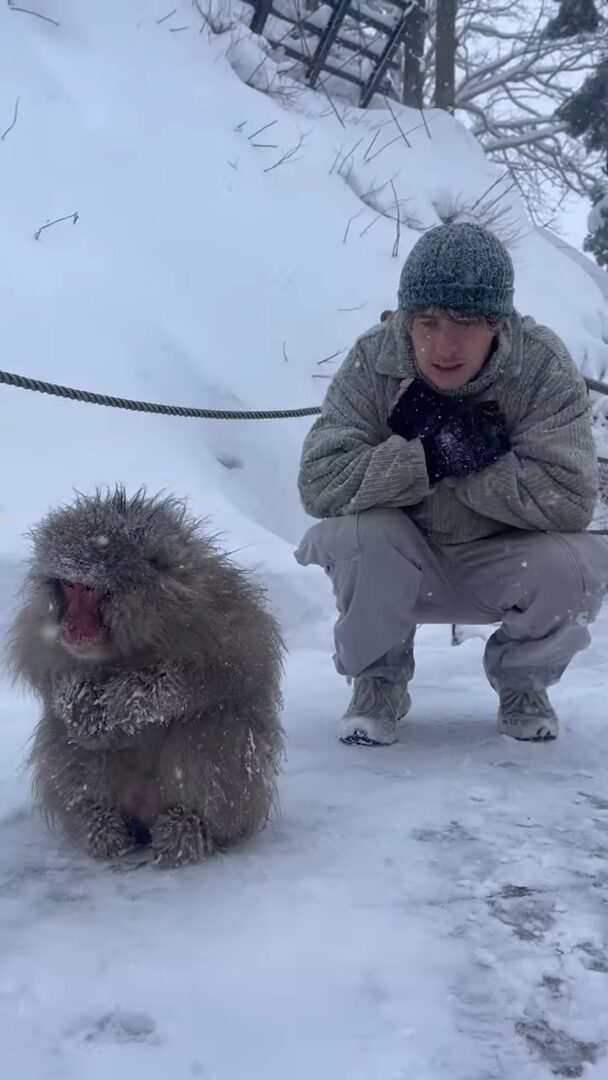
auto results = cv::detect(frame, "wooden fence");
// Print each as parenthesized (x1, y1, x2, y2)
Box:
(244, 0, 414, 106)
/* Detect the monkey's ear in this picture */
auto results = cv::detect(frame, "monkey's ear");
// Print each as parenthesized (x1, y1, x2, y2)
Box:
(380, 309, 394, 323)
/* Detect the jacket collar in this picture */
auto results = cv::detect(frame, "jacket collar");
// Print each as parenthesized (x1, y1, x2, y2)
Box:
(375, 310, 525, 398)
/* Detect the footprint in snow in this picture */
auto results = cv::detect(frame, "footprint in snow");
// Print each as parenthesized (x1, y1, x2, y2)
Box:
(486, 885, 556, 942)
(410, 820, 476, 844)
(574, 940, 608, 974)
(516, 1017, 600, 1078)
(65, 1009, 160, 1046)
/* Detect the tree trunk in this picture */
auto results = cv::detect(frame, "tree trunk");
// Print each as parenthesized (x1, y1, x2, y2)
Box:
(402, 1, 427, 108)
(435, 0, 457, 112)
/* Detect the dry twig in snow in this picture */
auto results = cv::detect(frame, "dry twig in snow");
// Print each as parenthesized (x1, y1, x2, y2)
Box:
(343, 208, 365, 242)
(264, 131, 309, 173)
(9, 5, 59, 25)
(390, 180, 401, 258)
(33, 212, 79, 241)
(1, 97, 20, 142)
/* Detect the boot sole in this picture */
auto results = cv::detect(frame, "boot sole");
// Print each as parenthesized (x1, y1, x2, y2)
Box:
(338, 693, 411, 747)
(340, 729, 396, 747)
(499, 720, 558, 742)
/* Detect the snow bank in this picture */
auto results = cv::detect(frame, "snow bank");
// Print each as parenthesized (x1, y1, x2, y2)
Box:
(1, 0, 607, 629)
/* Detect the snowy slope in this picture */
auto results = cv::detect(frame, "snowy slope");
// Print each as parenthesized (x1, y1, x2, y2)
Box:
(2, 2, 608, 1078)
(1, 0, 608, 576)
(541, 228, 608, 306)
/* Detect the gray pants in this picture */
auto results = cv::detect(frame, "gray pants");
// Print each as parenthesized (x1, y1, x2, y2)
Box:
(294, 509, 608, 692)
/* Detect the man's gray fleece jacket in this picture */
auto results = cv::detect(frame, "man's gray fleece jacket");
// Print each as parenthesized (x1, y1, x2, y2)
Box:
(297, 310, 599, 544)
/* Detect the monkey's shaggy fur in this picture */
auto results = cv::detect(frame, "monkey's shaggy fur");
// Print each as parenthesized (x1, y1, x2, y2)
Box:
(7, 487, 285, 867)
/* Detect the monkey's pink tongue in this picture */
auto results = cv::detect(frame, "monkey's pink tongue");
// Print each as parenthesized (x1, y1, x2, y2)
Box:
(63, 616, 103, 646)
(61, 583, 105, 645)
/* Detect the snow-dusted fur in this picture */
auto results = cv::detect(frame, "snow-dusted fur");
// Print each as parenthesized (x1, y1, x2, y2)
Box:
(6, 487, 285, 867)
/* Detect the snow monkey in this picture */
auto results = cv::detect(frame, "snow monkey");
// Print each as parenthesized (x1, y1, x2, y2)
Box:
(7, 487, 285, 867)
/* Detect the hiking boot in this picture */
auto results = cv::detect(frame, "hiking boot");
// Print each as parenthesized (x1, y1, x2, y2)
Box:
(483, 655, 559, 741)
(496, 687, 559, 742)
(339, 676, 411, 746)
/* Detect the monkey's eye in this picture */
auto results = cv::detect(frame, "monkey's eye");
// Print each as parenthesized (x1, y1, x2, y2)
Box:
(147, 553, 169, 572)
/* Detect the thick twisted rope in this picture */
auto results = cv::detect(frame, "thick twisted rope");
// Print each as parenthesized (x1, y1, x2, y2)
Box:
(2, 365, 608, 463)
(3, 364, 608, 430)
(0, 367, 320, 420)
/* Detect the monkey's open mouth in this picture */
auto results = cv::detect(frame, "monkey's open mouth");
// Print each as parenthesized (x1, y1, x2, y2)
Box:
(60, 581, 109, 652)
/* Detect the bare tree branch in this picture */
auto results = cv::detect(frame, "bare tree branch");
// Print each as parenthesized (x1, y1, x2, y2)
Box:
(441, 0, 606, 213)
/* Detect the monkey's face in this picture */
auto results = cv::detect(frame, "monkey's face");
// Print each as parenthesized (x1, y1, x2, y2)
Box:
(27, 487, 209, 668)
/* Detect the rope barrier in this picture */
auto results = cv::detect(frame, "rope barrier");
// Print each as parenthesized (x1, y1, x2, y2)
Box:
(585, 375, 608, 397)
(2, 364, 608, 429)
(2, 364, 607, 531)
(0, 368, 320, 421)
(2, 364, 608, 467)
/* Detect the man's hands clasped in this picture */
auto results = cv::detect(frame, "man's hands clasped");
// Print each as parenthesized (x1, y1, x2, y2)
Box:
(389, 379, 511, 484)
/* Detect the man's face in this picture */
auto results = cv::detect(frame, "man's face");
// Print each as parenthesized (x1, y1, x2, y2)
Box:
(408, 309, 502, 390)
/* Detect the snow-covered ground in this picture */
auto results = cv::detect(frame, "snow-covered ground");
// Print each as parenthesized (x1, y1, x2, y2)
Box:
(1, 2, 608, 1077)
(2, 603, 608, 1079)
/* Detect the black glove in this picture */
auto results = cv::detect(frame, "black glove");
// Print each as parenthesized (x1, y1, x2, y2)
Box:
(420, 401, 510, 483)
(388, 378, 462, 441)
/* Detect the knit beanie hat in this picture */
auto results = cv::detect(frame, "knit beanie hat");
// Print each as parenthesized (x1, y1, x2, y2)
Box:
(398, 222, 514, 317)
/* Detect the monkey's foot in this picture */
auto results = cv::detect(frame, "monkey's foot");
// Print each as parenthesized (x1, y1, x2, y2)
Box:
(151, 807, 213, 868)
(80, 804, 136, 861)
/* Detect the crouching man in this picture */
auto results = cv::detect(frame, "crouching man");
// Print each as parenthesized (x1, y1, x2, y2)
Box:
(294, 222, 608, 746)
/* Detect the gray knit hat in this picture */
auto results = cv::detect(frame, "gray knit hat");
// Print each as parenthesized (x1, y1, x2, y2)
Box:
(398, 222, 514, 317)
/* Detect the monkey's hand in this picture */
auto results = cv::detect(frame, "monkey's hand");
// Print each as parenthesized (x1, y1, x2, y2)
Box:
(151, 807, 214, 868)
(77, 802, 136, 860)
(53, 665, 195, 748)
(101, 666, 193, 738)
